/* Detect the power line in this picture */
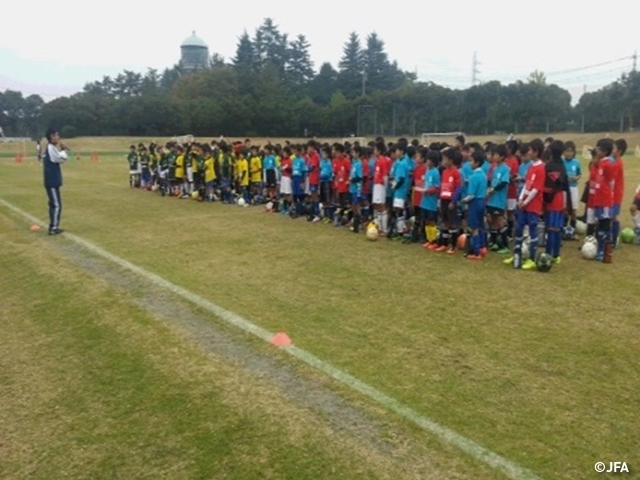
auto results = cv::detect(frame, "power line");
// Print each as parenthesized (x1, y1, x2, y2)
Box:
(545, 56, 633, 76)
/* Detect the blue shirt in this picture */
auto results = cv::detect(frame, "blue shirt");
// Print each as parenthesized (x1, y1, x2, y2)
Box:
(481, 160, 490, 175)
(563, 158, 582, 187)
(403, 154, 415, 178)
(460, 160, 474, 195)
(320, 158, 332, 181)
(263, 154, 276, 171)
(420, 167, 440, 211)
(393, 160, 409, 199)
(292, 156, 305, 177)
(468, 167, 488, 202)
(387, 159, 399, 197)
(487, 162, 510, 209)
(349, 158, 363, 194)
(518, 160, 532, 196)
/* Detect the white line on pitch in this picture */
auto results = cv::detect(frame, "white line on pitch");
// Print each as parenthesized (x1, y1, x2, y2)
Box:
(0, 198, 544, 480)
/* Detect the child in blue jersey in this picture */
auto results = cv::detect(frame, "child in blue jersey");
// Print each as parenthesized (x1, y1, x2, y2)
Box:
(462, 151, 488, 260)
(390, 144, 410, 237)
(262, 145, 277, 203)
(487, 144, 511, 254)
(292, 145, 307, 217)
(562, 141, 581, 238)
(419, 149, 441, 249)
(459, 145, 474, 223)
(320, 146, 333, 221)
(349, 146, 364, 233)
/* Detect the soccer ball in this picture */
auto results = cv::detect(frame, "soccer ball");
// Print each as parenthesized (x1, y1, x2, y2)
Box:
(620, 227, 636, 244)
(535, 253, 553, 272)
(265, 201, 274, 212)
(584, 235, 598, 247)
(575, 220, 587, 235)
(563, 226, 575, 240)
(366, 223, 378, 241)
(457, 233, 467, 251)
(151, 184, 159, 192)
(191, 191, 200, 200)
(238, 198, 246, 207)
(581, 241, 598, 260)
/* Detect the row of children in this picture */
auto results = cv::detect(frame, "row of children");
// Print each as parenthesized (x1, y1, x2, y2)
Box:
(125, 135, 635, 267)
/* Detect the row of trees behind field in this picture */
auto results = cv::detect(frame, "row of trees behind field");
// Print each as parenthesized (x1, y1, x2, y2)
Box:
(1, 18, 639, 138)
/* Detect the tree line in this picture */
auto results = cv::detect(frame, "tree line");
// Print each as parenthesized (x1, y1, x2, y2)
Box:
(1, 18, 639, 138)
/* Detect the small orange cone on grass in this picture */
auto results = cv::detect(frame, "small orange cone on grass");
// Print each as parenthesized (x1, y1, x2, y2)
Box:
(30, 224, 41, 232)
(271, 332, 292, 347)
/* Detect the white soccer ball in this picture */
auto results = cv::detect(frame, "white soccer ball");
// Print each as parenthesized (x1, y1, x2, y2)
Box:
(584, 235, 598, 246)
(575, 220, 587, 235)
(366, 224, 378, 241)
(238, 198, 246, 207)
(581, 241, 598, 260)
(265, 201, 274, 212)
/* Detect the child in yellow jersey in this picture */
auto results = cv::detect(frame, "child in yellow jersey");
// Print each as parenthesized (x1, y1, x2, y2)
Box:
(203, 145, 216, 202)
(249, 146, 262, 203)
(236, 150, 249, 203)
(174, 146, 186, 197)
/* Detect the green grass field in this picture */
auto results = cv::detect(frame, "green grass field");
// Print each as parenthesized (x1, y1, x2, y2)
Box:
(1, 137, 639, 480)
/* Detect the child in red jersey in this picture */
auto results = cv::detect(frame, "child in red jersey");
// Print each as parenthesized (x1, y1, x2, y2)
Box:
(306, 142, 321, 221)
(505, 139, 546, 270)
(542, 140, 571, 263)
(372, 141, 391, 234)
(437, 148, 463, 253)
(592, 138, 616, 261)
(279, 146, 293, 213)
(407, 148, 427, 244)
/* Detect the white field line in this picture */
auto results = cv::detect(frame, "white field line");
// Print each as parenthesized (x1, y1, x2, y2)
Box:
(0, 197, 544, 480)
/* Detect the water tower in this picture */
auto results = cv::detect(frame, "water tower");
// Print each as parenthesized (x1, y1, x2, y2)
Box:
(180, 31, 209, 72)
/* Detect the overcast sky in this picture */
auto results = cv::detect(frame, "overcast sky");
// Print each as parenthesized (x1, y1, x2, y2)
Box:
(1, 0, 637, 103)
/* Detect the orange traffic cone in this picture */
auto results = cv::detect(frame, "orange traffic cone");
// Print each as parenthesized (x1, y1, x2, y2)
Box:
(271, 332, 292, 347)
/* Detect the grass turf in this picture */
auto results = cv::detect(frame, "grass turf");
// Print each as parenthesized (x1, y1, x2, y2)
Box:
(1, 210, 492, 480)
(1, 139, 640, 479)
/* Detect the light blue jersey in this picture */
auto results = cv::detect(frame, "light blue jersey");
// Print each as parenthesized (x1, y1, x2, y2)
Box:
(487, 162, 510, 209)
(349, 158, 363, 194)
(262, 154, 276, 171)
(563, 158, 582, 187)
(517, 160, 532, 196)
(320, 158, 332, 181)
(420, 166, 440, 211)
(292, 156, 306, 177)
(468, 167, 488, 200)
(461, 160, 474, 195)
(393, 159, 409, 200)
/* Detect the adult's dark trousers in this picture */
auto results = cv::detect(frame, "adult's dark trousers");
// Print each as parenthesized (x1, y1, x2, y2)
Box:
(46, 187, 62, 231)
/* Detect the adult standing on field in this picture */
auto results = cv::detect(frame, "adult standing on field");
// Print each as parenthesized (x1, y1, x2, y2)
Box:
(43, 128, 68, 235)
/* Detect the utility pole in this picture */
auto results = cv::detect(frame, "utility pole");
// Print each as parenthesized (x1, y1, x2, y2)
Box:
(392, 103, 397, 137)
(361, 70, 367, 97)
(471, 51, 481, 86)
(581, 84, 586, 133)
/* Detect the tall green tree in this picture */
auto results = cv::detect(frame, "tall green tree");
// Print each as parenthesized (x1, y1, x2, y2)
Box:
(286, 34, 314, 88)
(362, 33, 407, 93)
(253, 18, 289, 76)
(310, 62, 338, 106)
(338, 32, 365, 99)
